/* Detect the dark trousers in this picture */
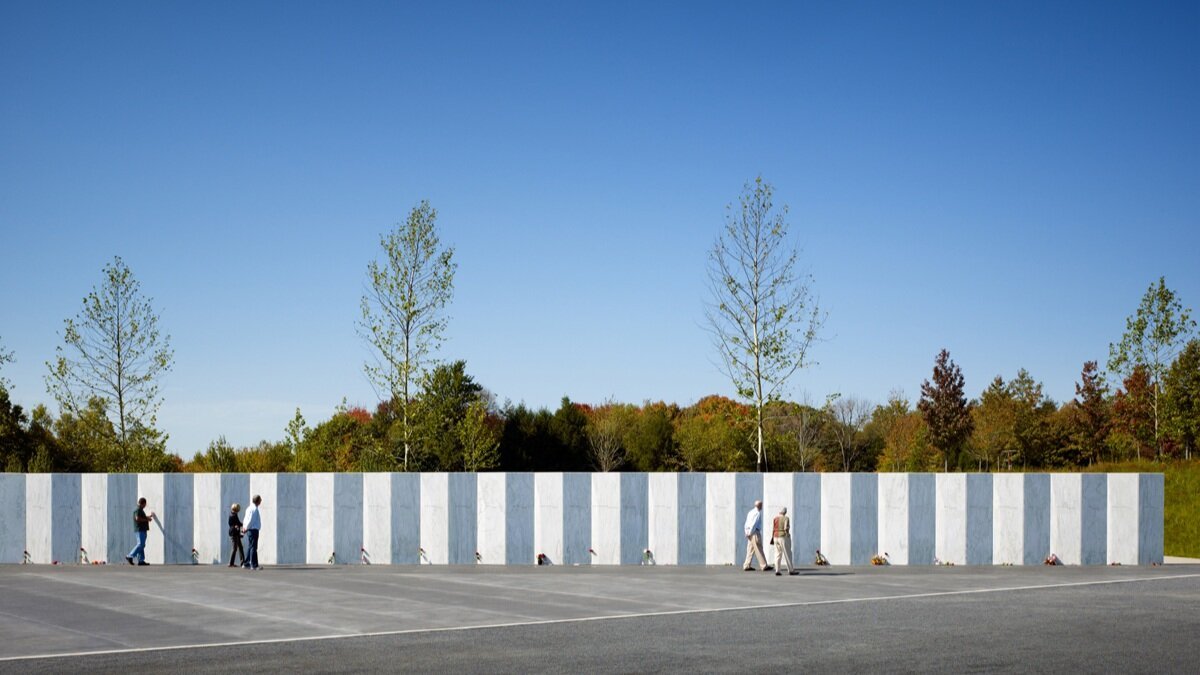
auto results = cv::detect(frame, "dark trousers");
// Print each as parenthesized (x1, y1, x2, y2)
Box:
(245, 528, 260, 569)
(229, 534, 244, 566)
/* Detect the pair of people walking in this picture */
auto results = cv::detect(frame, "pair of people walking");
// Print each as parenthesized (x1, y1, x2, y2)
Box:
(229, 495, 262, 570)
(743, 500, 798, 576)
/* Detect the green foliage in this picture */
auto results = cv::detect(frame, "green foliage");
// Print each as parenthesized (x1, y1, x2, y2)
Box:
(412, 361, 483, 470)
(359, 200, 456, 470)
(45, 256, 174, 470)
(550, 397, 590, 471)
(624, 402, 679, 472)
(1110, 366, 1156, 461)
(584, 401, 636, 472)
(191, 436, 238, 473)
(0, 386, 32, 472)
(292, 406, 373, 472)
(0, 336, 13, 392)
(672, 395, 752, 471)
(1109, 277, 1196, 458)
(706, 176, 824, 471)
(459, 399, 501, 472)
(1164, 340, 1200, 459)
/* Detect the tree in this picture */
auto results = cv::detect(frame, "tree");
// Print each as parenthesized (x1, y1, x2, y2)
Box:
(918, 349, 973, 471)
(585, 400, 633, 472)
(825, 395, 871, 471)
(1108, 277, 1196, 458)
(705, 176, 824, 472)
(1164, 339, 1200, 460)
(624, 401, 678, 472)
(672, 395, 753, 471)
(970, 376, 1018, 470)
(359, 200, 456, 470)
(0, 336, 13, 391)
(412, 360, 484, 470)
(1110, 366, 1155, 461)
(1071, 361, 1110, 466)
(0, 387, 32, 472)
(764, 399, 826, 472)
(45, 257, 173, 470)
(459, 399, 501, 472)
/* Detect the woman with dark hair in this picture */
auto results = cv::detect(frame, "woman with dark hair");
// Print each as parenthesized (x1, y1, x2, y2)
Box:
(228, 503, 245, 567)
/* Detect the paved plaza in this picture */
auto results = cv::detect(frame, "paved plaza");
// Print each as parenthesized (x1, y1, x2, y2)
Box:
(1, 562, 1197, 673)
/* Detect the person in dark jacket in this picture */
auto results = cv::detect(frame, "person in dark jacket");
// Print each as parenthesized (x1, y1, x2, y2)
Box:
(228, 503, 245, 567)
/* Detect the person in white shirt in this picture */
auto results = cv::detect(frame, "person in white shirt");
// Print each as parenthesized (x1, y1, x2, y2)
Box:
(742, 500, 772, 572)
(241, 494, 263, 570)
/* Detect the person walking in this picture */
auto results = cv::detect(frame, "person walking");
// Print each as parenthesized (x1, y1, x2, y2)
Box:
(125, 497, 154, 566)
(241, 494, 262, 570)
(772, 507, 798, 576)
(742, 500, 772, 572)
(228, 503, 245, 567)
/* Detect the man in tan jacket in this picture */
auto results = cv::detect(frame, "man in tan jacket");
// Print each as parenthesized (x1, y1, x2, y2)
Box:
(771, 507, 798, 576)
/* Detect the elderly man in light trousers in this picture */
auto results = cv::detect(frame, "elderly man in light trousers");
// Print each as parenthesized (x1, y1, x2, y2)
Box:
(743, 500, 772, 572)
(771, 507, 798, 576)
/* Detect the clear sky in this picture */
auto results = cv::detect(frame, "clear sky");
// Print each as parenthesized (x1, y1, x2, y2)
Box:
(2, 2, 1197, 457)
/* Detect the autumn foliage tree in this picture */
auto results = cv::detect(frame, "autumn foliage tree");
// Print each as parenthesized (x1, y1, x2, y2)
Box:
(918, 349, 973, 470)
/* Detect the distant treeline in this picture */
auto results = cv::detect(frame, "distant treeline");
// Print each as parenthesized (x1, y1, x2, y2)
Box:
(3, 341, 1198, 474)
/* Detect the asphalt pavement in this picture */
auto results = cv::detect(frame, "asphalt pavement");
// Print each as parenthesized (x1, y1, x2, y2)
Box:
(1, 562, 1196, 673)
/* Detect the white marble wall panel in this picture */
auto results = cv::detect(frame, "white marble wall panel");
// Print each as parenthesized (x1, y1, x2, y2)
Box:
(163, 474, 194, 564)
(965, 474, 993, 564)
(448, 473, 477, 565)
(249, 473, 278, 565)
(307, 473, 335, 564)
(275, 473, 306, 564)
(137, 473, 166, 564)
(363, 473, 392, 565)
(1051, 474, 1081, 564)
(505, 473, 534, 565)
(476, 473, 506, 565)
(534, 473, 564, 565)
(908, 474, 936, 565)
(591, 472, 621, 565)
(648, 473, 678, 565)
(850, 473, 878, 565)
(878, 474, 909, 564)
(420, 473, 449, 564)
(25, 474, 52, 563)
(793, 473, 821, 564)
(562, 473, 592, 565)
(193, 474, 222, 565)
(1079, 474, 1107, 565)
(620, 473, 648, 565)
(705, 473, 735, 565)
(392, 473, 420, 564)
(334, 473, 363, 565)
(1108, 473, 1138, 564)
(820, 473, 852, 565)
(0, 474, 25, 563)
(106, 474, 138, 564)
(1022, 474, 1050, 565)
(1137, 474, 1164, 565)
(81, 474, 107, 564)
(677, 473, 706, 565)
(936, 474, 966, 564)
(993, 474, 1024, 565)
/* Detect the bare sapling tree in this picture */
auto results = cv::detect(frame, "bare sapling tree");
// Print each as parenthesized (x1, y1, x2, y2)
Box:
(706, 176, 824, 472)
(45, 256, 173, 469)
(827, 394, 871, 471)
(359, 200, 456, 470)
(586, 400, 628, 472)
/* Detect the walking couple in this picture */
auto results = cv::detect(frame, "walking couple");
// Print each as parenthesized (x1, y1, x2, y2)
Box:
(743, 500, 798, 576)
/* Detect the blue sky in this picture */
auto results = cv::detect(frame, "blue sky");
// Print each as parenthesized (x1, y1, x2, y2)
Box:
(2, 2, 1197, 456)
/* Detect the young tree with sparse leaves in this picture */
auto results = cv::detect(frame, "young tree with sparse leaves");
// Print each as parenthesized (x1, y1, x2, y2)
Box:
(918, 349, 973, 471)
(359, 201, 456, 470)
(1108, 277, 1196, 459)
(706, 176, 824, 472)
(1072, 361, 1110, 466)
(45, 256, 173, 470)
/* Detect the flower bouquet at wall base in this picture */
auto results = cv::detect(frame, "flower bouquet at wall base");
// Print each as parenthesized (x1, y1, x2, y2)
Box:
(813, 550, 830, 566)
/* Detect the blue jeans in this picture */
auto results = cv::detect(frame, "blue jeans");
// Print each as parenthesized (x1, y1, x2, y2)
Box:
(244, 529, 259, 569)
(129, 530, 147, 563)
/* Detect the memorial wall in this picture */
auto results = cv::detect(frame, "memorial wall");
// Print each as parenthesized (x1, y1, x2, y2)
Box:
(0, 472, 1163, 566)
